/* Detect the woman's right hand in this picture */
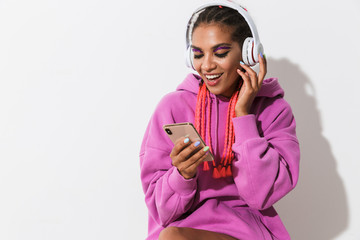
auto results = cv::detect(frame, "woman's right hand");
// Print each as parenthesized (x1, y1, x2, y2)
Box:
(170, 137, 210, 179)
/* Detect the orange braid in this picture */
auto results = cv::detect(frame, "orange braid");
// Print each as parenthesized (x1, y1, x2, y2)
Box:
(194, 81, 242, 178)
(195, 83, 206, 135)
(201, 87, 206, 138)
(195, 84, 211, 171)
(224, 89, 239, 177)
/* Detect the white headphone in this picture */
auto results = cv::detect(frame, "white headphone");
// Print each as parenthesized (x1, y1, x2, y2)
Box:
(185, 0, 264, 69)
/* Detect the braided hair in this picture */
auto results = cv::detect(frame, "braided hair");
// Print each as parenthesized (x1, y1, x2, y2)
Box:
(192, 6, 251, 178)
(192, 6, 252, 49)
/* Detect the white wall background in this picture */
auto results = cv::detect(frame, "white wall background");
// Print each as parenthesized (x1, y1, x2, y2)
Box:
(0, 0, 359, 239)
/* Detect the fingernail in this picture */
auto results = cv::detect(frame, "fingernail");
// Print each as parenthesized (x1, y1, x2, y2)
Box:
(184, 138, 189, 144)
(203, 146, 209, 152)
(260, 52, 263, 58)
(194, 141, 200, 147)
(240, 61, 245, 65)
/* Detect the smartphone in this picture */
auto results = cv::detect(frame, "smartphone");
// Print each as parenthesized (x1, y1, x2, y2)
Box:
(163, 122, 214, 162)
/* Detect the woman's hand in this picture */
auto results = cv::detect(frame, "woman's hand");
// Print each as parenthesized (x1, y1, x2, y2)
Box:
(170, 137, 209, 179)
(235, 53, 267, 117)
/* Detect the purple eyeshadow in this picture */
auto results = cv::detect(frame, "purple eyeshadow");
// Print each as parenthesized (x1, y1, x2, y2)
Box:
(213, 46, 231, 52)
(192, 48, 202, 53)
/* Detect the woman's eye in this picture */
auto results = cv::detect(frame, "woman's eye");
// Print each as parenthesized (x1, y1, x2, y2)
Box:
(215, 51, 229, 58)
(194, 54, 204, 59)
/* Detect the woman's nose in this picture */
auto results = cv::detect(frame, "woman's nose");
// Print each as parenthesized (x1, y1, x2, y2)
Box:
(202, 55, 216, 72)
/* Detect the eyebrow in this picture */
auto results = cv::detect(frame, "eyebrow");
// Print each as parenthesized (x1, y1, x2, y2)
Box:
(191, 43, 232, 53)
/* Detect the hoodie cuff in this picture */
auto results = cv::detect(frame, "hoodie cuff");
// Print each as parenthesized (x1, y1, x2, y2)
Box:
(232, 114, 260, 144)
(168, 167, 197, 195)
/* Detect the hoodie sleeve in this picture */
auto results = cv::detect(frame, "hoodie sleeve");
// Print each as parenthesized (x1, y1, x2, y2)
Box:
(231, 97, 300, 210)
(139, 94, 198, 227)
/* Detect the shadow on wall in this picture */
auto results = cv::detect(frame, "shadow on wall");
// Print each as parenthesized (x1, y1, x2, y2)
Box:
(268, 58, 349, 240)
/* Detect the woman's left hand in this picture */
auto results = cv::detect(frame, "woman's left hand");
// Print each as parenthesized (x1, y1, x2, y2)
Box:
(235, 53, 267, 117)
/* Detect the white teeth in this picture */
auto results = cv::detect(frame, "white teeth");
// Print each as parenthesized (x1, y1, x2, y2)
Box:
(206, 74, 222, 80)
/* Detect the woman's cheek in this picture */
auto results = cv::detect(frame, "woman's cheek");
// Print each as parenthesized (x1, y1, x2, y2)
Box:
(193, 61, 201, 73)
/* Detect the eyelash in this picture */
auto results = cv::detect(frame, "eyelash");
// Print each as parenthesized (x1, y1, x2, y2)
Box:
(193, 51, 230, 59)
(215, 52, 229, 58)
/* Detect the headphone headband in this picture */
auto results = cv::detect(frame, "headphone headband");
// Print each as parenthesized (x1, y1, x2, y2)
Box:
(185, 0, 264, 68)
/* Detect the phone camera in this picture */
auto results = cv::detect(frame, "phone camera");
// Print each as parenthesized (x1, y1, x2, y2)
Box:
(165, 128, 172, 135)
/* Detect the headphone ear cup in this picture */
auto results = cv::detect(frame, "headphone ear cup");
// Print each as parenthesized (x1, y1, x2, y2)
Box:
(242, 37, 259, 66)
(242, 37, 253, 66)
(242, 37, 263, 66)
(185, 47, 191, 68)
(185, 47, 195, 70)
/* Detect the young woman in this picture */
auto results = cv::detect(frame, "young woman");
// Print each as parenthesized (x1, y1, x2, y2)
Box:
(140, 1, 300, 239)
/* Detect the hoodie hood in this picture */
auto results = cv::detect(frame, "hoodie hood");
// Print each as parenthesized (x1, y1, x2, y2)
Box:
(176, 73, 284, 98)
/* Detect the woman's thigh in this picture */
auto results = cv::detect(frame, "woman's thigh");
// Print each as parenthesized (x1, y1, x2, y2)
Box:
(159, 226, 238, 240)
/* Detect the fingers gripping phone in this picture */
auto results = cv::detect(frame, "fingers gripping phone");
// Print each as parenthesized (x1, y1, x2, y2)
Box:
(163, 122, 214, 162)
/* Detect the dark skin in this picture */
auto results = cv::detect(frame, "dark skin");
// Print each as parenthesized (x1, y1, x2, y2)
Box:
(170, 137, 209, 179)
(235, 55, 267, 117)
(159, 227, 238, 240)
(166, 23, 267, 240)
(170, 24, 267, 180)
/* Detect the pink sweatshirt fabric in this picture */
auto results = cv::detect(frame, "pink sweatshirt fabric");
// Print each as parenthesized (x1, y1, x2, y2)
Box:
(140, 73, 300, 240)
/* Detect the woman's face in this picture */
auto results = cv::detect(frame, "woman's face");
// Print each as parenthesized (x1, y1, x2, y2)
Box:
(191, 23, 242, 98)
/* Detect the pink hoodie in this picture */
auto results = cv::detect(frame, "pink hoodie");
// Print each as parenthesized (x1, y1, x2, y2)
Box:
(140, 73, 300, 240)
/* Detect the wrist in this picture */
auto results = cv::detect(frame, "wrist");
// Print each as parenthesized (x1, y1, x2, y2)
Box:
(179, 169, 197, 179)
(235, 109, 249, 117)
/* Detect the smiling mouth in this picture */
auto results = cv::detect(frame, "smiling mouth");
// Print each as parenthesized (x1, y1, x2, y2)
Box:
(205, 73, 223, 81)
